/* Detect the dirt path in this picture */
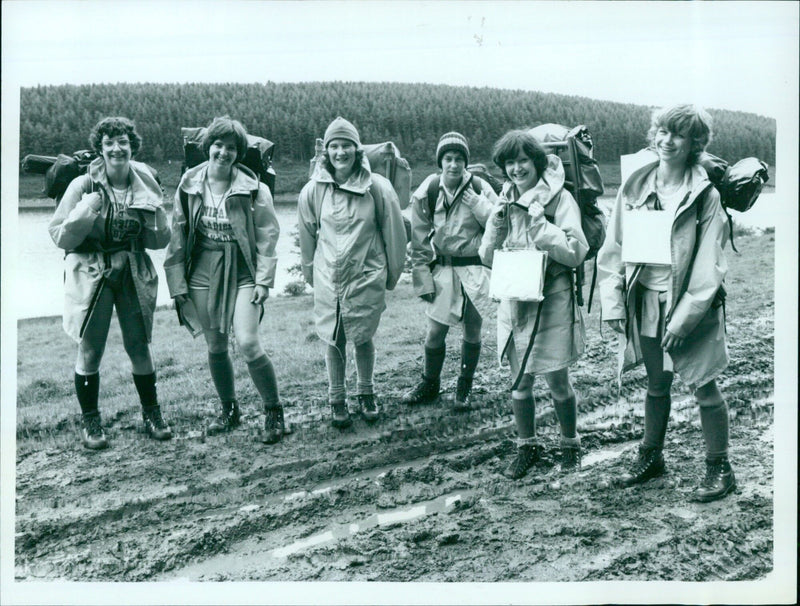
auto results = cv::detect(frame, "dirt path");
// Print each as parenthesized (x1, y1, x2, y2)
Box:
(14, 232, 776, 582)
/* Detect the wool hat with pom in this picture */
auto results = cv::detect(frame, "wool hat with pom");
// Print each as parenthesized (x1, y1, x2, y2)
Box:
(323, 117, 361, 149)
(436, 132, 470, 168)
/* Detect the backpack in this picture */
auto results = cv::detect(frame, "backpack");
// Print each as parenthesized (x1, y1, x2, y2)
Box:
(697, 152, 769, 253)
(22, 150, 161, 204)
(529, 124, 607, 310)
(181, 127, 277, 194)
(466, 163, 503, 195)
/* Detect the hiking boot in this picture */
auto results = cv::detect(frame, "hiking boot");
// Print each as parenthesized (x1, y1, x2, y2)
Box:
(401, 376, 440, 406)
(207, 400, 241, 435)
(693, 457, 737, 503)
(142, 405, 172, 441)
(330, 400, 352, 429)
(560, 445, 582, 472)
(260, 405, 285, 444)
(453, 376, 472, 412)
(505, 443, 540, 480)
(81, 412, 109, 450)
(357, 394, 380, 423)
(620, 446, 666, 487)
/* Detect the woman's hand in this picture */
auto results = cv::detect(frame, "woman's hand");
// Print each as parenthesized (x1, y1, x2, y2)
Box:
(81, 191, 103, 212)
(251, 285, 269, 305)
(661, 330, 684, 351)
(528, 201, 546, 223)
(605, 319, 626, 335)
(461, 188, 481, 207)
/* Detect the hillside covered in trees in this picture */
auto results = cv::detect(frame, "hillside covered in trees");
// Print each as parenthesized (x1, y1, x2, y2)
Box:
(19, 82, 775, 165)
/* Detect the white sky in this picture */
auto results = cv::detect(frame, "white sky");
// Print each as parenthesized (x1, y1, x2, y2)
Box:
(2, 0, 798, 117)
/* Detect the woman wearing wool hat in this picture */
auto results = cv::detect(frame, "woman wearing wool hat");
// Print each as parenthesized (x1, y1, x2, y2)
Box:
(298, 117, 407, 428)
(479, 130, 589, 479)
(402, 132, 499, 411)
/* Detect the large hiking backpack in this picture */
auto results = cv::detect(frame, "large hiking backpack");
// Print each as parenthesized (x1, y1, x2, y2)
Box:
(529, 123, 607, 310)
(697, 152, 770, 252)
(21, 150, 161, 204)
(182, 127, 277, 194)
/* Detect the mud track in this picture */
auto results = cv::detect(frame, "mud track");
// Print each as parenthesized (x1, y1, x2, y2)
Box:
(15, 233, 775, 582)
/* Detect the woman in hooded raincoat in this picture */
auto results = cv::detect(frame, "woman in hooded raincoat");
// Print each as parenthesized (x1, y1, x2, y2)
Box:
(49, 116, 172, 450)
(402, 132, 499, 411)
(297, 117, 407, 429)
(164, 116, 284, 444)
(596, 104, 735, 502)
(479, 130, 589, 479)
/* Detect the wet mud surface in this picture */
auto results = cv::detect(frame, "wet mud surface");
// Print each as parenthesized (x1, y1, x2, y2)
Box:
(15, 233, 776, 582)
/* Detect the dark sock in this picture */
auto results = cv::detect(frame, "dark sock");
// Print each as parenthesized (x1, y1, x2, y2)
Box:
(512, 394, 536, 440)
(460, 340, 481, 380)
(325, 344, 347, 402)
(74, 372, 100, 415)
(642, 393, 671, 449)
(208, 350, 236, 403)
(424, 345, 446, 382)
(355, 340, 375, 395)
(699, 398, 730, 459)
(132, 372, 158, 409)
(553, 393, 578, 439)
(246, 354, 280, 408)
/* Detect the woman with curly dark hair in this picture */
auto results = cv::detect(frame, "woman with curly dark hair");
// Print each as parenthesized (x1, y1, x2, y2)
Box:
(49, 116, 172, 450)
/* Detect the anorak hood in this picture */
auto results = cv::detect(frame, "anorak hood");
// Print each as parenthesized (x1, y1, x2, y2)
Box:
(178, 161, 260, 197)
(501, 154, 566, 212)
(310, 153, 373, 196)
(87, 156, 162, 205)
(622, 157, 713, 212)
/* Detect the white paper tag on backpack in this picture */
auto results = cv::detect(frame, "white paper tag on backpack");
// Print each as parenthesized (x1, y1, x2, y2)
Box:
(621, 211, 672, 265)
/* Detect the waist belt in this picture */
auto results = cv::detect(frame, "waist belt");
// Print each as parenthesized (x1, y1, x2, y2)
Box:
(431, 255, 483, 268)
(70, 239, 144, 254)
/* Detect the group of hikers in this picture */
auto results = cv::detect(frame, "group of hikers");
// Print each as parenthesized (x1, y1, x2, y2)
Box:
(48, 104, 737, 503)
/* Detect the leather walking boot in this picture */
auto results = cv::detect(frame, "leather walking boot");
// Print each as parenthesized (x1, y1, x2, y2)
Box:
(207, 400, 241, 435)
(260, 405, 285, 444)
(142, 405, 172, 441)
(401, 375, 440, 406)
(453, 376, 472, 412)
(620, 445, 666, 487)
(81, 411, 109, 450)
(357, 394, 380, 423)
(330, 400, 352, 429)
(505, 443, 540, 480)
(693, 456, 737, 502)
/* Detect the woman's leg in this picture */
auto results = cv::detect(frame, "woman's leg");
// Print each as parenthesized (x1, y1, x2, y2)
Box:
(455, 298, 482, 410)
(74, 285, 115, 449)
(544, 368, 582, 470)
(326, 316, 351, 428)
(693, 379, 735, 502)
(231, 286, 284, 443)
(505, 362, 539, 479)
(402, 318, 448, 405)
(354, 338, 380, 422)
(190, 288, 240, 433)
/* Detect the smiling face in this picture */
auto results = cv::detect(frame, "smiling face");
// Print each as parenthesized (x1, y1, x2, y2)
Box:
(101, 134, 132, 172)
(504, 151, 539, 193)
(208, 135, 238, 172)
(441, 151, 466, 187)
(327, 139, 357, 179)
(654, 126, 692, 167)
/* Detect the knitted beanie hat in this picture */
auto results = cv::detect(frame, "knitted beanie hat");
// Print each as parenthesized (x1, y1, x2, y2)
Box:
(323, 116, 361, 149)
(436, 132, 470, 168)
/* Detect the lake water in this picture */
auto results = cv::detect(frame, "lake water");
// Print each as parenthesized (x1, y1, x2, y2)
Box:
(14, 204, 304, 320)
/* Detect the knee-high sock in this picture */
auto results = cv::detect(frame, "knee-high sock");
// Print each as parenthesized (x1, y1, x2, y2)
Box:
(355, 340, 375, 395)
(74, 372, 100, 415)
(325, 344, 347, 402)
(553, 393, 578, 440)
(424, 345, 446, 382)
(246, 354, 279, 408)
(512, 394, 536, 441)
(642, 393, 671, 449)
(460, 340, 481, 380)
(208, 350, 236, 403)
(132, 372, 158, 409)
(698, 397, 729, 459)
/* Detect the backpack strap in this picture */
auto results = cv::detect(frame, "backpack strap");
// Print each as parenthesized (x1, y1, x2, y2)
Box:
(426, 174, 482, 218)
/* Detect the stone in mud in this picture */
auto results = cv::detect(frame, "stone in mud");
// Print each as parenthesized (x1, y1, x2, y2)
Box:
(437, 532, 460, 546)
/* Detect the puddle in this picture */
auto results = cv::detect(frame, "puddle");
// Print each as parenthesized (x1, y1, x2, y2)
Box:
(581, 442, 634, 468)
(166, 489, 475, 579)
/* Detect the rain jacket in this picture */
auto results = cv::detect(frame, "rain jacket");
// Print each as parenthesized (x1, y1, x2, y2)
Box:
(297, 157, 407, 346)
(596, 159, 729, 389)
(479, 155, 589, 375)
(49, 157, 170, 343)
(163, 162, 280, 333)
(410, 170, 499, 324)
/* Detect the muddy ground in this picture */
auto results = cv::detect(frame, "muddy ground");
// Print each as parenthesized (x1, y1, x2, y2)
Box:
(14, 231, 776, 584)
